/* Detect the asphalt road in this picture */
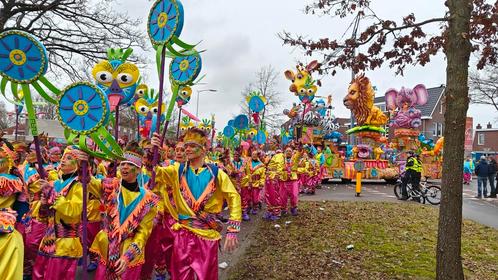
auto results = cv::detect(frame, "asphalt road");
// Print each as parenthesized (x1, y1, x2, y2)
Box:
(301, 179, 498, 229)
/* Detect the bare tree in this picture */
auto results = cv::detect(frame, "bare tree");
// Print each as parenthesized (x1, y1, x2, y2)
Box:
(469, 65, 498, 113)
(0, 0, 148, 81)
(240, 65, 283, 131)
(0, 101, 13, 129)
(33, 96, 57, 120)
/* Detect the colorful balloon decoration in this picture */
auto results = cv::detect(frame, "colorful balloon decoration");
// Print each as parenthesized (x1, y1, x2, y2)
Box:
(57, 82, 123, 160)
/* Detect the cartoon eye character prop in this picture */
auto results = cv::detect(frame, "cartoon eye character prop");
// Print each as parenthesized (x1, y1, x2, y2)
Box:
(138, 105, 149, 114)
(95, 71, 113, 84)
(91, 48, 140, 111)
(176, 85, 192, 107)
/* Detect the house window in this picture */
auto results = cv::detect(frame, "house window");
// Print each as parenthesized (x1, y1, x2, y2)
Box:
(478, 133, 485, 145)
(379, 104, 386, 112)
(440, 103, 444, 114)
(438, 123, 444, 137)
(433, 123, 438, 136)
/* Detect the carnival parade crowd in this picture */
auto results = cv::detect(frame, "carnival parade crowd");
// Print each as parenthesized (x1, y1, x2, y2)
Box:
(0, 127, 326, 280)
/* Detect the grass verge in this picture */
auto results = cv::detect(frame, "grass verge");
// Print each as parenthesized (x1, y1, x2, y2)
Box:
(229, 201, 498, 280)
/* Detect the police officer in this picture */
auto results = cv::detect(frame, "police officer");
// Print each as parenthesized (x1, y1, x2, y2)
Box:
(400, 151, 422, 200)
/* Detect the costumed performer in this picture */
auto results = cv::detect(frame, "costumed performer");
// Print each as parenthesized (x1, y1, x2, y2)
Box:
(0, 143, 26, 280)
(150, 128, 241, 280)
(91, 142, 159, 280)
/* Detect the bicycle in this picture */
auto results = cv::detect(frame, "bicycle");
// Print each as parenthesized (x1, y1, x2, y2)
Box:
(393, 176, 442, 205)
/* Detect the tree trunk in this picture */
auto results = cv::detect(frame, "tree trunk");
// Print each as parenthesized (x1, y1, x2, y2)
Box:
(436, 1, 472, 279)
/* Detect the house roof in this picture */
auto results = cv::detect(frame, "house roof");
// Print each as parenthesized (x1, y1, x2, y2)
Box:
(373, 85, 445, 117)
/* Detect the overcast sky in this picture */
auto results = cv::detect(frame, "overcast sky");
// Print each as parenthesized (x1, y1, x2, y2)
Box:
(2, 0, 496, 131)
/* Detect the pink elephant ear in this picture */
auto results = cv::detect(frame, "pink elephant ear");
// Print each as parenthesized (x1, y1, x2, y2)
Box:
(413, 84, 428, 106)
(385, 89, 398, 110)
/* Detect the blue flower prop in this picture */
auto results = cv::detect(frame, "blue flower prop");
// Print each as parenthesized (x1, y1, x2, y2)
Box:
(148, 0, 184, 46)
(170, 52, 202, 85)
(58, 83, 109, 135)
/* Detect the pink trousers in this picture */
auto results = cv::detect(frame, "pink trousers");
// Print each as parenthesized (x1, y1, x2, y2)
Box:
(141, 215, 176, 279)
(463, 173, 472, 184)
(299, 174, 309, 192)
(94, 262, 142, 280)
(32, 254, 77, 280)
(170, 229, 219, 280)
(241, 187, 261, 212)
(265, 179, 281, 215)
(279, 180, 299, 210)
(87, 221, 101, 263)
(24, 219, 46, 277)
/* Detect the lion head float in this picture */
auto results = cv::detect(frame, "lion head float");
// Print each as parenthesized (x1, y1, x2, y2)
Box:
(343, 74, 388, 127)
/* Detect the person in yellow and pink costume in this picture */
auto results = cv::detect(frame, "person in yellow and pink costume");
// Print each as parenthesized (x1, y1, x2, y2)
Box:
(279, 145, 301, 216)
(32, 145, 97, 279)
(240, 148, 266, 221)
(90, 142, 159, 280)
(151, 127, 241, 280)
(20, 141, 58, 279)
(0, 143, 26, 280)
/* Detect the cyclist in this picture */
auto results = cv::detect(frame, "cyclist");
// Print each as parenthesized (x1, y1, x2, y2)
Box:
(400, 151, 423, 200)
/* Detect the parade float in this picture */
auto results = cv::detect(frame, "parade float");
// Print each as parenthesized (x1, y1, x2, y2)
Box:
(340, 74, 398, 183)
(385, 85, 443, 179)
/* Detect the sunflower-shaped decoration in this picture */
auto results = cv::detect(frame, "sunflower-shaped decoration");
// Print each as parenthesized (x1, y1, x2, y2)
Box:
(57, 82, 123, 160)
(134, 88, 165, 138)
(223, 125, 235, 138)
(92, 48, 140, 111)
(0, 30, 61, 176)
(256, 129, 267, 145)
(148, 0, 184, 47)
(176, 85, 192, 107)
(170, 52, 202, 85)
(246, 91, 266, 113)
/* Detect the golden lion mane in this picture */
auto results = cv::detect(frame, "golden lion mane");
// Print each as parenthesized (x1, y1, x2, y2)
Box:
(349, 74, 374, 125)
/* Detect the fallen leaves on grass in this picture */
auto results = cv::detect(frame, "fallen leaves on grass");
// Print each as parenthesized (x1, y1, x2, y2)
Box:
(228, 201, 498, 280)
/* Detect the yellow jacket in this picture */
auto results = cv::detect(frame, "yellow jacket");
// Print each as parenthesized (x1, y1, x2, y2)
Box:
(156, 164, 241, 240)
(267, 153, 284, 181)
(39, 177, 84, 258)
(90, 179, 158, 268)
(241, 161, 266, 188)
(278, 152, 301, 181)
(21, 164, 58, 222)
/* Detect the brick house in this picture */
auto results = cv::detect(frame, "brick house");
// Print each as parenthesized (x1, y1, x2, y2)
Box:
(373, 85, 446, 142)
(472, 122, 498, 160)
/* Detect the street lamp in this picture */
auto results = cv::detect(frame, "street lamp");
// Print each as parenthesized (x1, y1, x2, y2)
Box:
(196, 89, 217, 117)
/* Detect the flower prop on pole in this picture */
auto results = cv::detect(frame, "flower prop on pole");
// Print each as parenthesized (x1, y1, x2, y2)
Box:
(0, 30, 61, 179)
(57, 82, 123, 279)
(246, 90, 266, 128)
(58, 82, 123, 160)
(147, 0, 203, 190)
